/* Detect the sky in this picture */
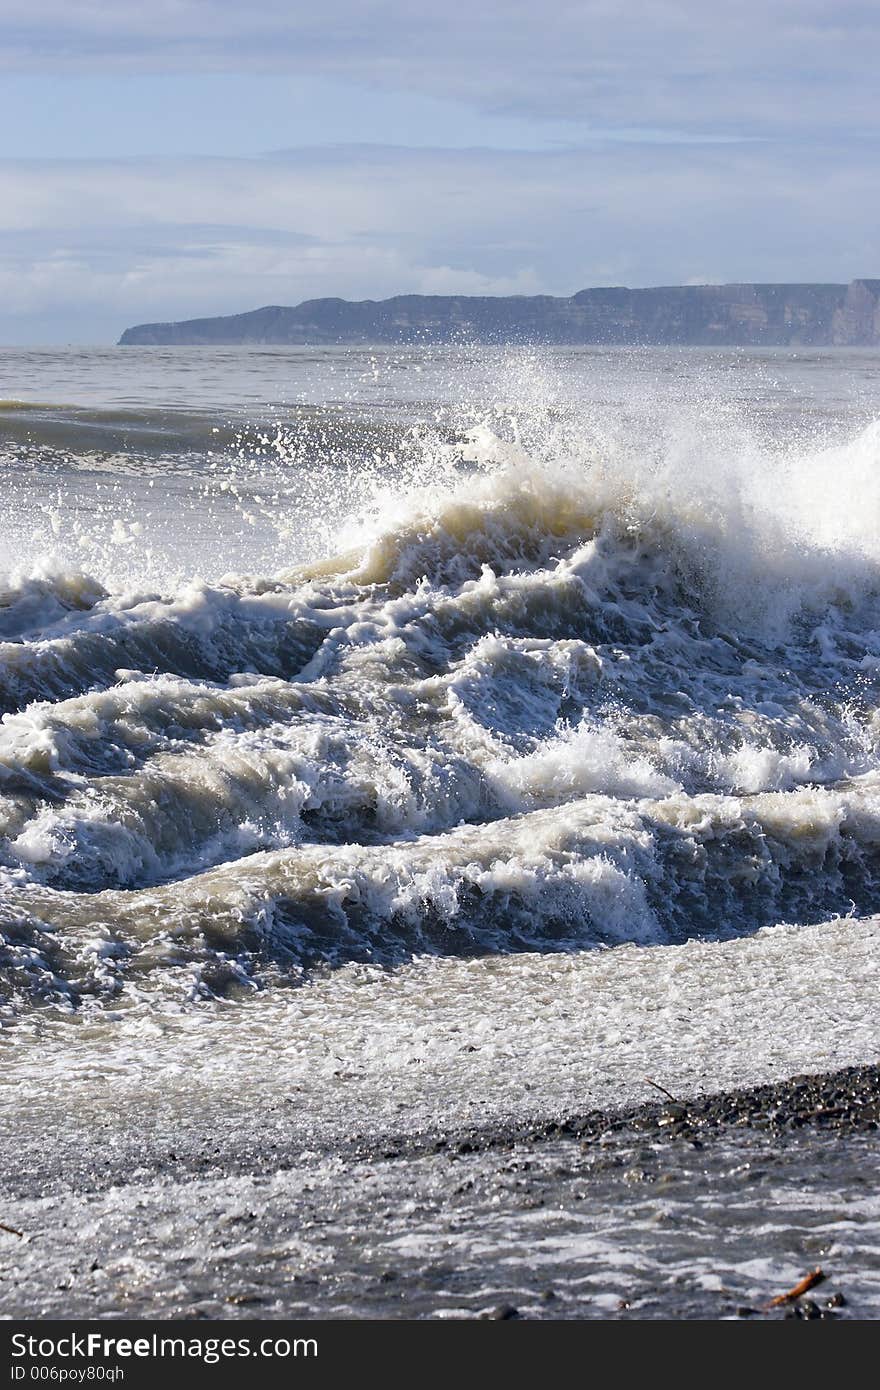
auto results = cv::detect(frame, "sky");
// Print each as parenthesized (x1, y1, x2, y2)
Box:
(0, 1, 878, 343)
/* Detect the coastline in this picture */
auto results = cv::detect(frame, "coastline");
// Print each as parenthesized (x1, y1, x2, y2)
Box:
(3, 912, 878, 1319)
(1, 1060, 877, 1321)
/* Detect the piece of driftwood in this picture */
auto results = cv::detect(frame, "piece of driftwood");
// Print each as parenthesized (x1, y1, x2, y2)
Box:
(644, 1076, 680, 1104)
(0, 1221, 24, 1239)
(766, 1268, 826, 1308)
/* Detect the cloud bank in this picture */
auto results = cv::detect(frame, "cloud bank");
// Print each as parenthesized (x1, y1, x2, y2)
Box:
(1, 4, 877, 341)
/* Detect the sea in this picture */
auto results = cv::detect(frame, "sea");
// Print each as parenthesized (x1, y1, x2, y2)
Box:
(1, 343, 879, 1318)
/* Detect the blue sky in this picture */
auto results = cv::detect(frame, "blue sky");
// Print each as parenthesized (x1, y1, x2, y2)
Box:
(1, 1, 878, 342)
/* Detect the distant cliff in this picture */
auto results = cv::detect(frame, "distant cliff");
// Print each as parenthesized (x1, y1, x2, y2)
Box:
(119, 279, 880, 347)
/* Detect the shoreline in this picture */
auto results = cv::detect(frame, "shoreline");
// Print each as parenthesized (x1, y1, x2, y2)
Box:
(2, 1060, 878, 1320)
(2, 1056, 878, 1199)
(5, 915, 879, 1204)
(352, 1060, 880, 1163)
(4, 923, 879, 1319)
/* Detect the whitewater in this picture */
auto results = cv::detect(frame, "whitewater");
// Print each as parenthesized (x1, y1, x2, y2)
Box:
(1, 344, 878, 1318)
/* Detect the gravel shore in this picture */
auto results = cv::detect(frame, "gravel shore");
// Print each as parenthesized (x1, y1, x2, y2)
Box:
(2, 1061, 878, 1321)
(366, 1062, 880, 1162)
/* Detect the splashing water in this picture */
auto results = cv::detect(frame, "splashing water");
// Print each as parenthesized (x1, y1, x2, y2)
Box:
(2, 344, 880, 1019)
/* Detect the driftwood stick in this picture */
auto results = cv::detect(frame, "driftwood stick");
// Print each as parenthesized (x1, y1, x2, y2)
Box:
(766, 1268, 826, 1309)
(0, 1221, 24, 1239)
(644, 1076, 680, 1104)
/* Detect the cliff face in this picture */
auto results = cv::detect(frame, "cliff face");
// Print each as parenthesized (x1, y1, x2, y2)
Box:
(119, 280, 880, 347)
(832, 280, 880, 346)
(568, 283, 847, 346)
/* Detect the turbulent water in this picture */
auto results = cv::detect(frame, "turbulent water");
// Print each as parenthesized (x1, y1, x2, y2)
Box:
(2, 345, 880, 1017)
(2, 344, 880, 1319)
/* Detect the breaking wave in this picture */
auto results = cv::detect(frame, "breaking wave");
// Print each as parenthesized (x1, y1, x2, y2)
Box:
(3, 355, 880, 1013)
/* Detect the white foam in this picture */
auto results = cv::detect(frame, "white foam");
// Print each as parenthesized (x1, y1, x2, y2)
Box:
(2, 347, 880, 1017)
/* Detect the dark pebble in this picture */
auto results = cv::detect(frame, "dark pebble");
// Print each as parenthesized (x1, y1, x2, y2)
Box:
(788, 1298, 822, 1319)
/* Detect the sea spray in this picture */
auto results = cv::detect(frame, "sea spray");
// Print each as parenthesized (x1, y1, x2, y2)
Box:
(2, 345, 880, 1015)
